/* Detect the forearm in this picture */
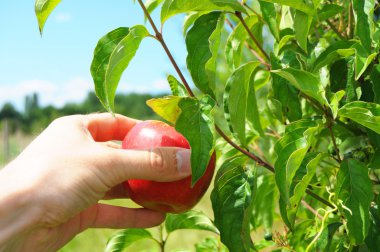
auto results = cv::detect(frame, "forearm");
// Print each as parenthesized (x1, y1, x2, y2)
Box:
(0, 161, 41, 250)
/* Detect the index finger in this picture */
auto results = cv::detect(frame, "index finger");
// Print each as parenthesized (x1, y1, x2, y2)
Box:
(84, 113, 140, 142)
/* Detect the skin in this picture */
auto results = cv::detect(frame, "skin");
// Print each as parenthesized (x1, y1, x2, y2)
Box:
(0, 113, 191, 252)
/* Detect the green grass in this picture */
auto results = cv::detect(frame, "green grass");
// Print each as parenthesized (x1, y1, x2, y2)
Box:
(60, 195, 216, 252)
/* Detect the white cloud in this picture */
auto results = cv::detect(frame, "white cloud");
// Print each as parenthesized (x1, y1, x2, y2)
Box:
(0, 78, 92, 110)
(118, 78, 170, 94)
(54, 13, 72, 23)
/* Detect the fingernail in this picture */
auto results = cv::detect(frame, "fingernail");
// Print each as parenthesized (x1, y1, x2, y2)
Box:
(176, 149, 191, 174)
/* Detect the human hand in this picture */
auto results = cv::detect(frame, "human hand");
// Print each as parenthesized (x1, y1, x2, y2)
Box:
(0, 113, 191, 252)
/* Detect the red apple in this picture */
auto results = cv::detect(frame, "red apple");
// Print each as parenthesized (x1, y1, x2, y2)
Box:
(122, 120, 215, 213)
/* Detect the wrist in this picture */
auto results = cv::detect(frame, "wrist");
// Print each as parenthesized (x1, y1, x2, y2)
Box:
(0, 161, 42, 247)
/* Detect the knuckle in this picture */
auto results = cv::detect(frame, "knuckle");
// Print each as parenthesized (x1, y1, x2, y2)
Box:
(49, 115, 83, 128)
(148, 149, 166, 173)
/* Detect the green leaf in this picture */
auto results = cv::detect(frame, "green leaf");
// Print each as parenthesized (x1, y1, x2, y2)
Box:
(224, 61, 263, 146)
(270, 54, 302, 122)
(259, 1, 279, 41)
(352, 0, 372, 53)
(35, 0, 61, 34)
(195, 237, 228, 252)
(370, 64, 380, 104)
(294, 10, 312, 52)
(145, 0, 165, 14)
(146, 96, 182, 124)
(205, 13, 224, 98)
(317, 4, 344, 21)
(316, 222, 343, 251)
(345, 58, 359, 102)
(330, 90, 346, 119)
(251, 174, 276, 231)
(275, 35, 295, 55)
(165, 210, 219, 234)
(288, 153, 326, 224)
(161, 0, 246, 24)
(271, 67, 329, 107)
(183, 12, 206, 35)
(175, 96, 215, 185)
(353, 43, 377, 80)
(259, 0, 314, 15)
(312, 41, 355, 73)
(90, 26, 149, 112)
(365, 206, 380, 251)
(186, 12, 223, 98)
(211, 155, 255, 252)
(225, 15, 259, 69)
(274, 120, 321, 227)
(338, 101, 380, 134)
(104, 229, 154, 252)
(335, 159, 373, 245)
(167, 75, 187, 97)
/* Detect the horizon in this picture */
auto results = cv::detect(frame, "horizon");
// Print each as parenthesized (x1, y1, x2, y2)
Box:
(0, 1, 188, 111)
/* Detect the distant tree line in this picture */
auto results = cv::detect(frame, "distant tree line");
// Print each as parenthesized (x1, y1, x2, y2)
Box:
(0, 92, 163, 134)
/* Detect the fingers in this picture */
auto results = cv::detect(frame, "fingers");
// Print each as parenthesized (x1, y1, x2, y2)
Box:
(84, 113, 140, 142)
(99, 141, 121, 149)
(96, 147, 191, 185)
(103, 184, 129, 199)
(80, 204, 165, 230)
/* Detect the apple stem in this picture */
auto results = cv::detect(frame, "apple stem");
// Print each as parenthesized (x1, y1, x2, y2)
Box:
(158, 224, 166, 251)
(134, 0, 333, 210)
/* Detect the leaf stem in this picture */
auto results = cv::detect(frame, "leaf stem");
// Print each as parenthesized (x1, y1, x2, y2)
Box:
(327, 120, 342, 162)
(306, 188, 335, 209)
(136, 0, 195, 97)
(242, 2, 264, 22)
(301, 200, 323, 220)
(348, 2, 354, 39)
(234, 11, 270, 63)
(158, 224, 166, 252)
(325, 19, 346, 40)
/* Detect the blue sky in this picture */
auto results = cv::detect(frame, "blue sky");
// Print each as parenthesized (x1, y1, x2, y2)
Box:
(0, 1, 188, 110)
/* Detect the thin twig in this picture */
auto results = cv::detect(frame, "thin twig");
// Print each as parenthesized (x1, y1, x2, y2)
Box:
(301, 200, 323, 220)
(234, 11, 270, 62)
(325, 19, 346, 40)
(306, 188, 335, 209)
(225, 18, 270, 69)
(348, 2, 354, 39)
(242, 2, 264, 21)
(327, 121, 342, 162)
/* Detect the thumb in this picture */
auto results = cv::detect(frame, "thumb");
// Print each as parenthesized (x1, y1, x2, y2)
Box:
(97, 146, 192, 185)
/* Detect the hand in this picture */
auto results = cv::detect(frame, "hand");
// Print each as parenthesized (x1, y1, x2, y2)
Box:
(0, 113, 191, 252)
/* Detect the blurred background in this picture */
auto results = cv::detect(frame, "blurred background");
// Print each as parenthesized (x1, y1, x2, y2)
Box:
(0, 0, 189, 166)
(0, 1, 217, 251)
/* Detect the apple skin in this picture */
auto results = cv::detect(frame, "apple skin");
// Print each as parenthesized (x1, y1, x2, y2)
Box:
(122, 120, 215, 213)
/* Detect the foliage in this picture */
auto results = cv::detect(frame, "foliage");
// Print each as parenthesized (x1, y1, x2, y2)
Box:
(35, 0, 380, 251)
